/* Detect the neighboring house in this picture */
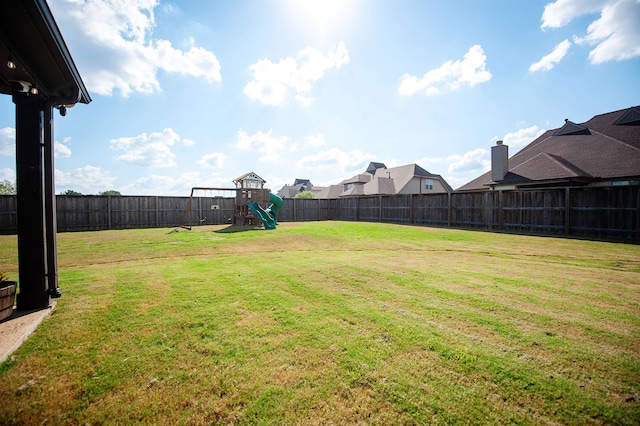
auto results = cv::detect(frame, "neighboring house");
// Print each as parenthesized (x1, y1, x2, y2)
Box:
(277, 178, 315, 198)
(315, 162, 453, 199)
(458, 106, 640, 191)
(233, 172, 266, 189)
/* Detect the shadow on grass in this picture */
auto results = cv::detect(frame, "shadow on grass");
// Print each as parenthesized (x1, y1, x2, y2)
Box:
(214, 225, 265, 233)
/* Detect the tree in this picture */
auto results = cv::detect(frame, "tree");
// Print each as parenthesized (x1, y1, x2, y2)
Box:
(62, 189, 82, 195)
(99, 190, 121, 196)
(295, 190, 315, 199)
(0, 180, 16, 195)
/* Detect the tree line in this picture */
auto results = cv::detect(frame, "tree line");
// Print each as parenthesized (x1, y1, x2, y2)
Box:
(0, 180, 120, 196)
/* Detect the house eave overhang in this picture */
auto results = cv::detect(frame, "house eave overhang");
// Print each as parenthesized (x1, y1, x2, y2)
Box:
(0, 0, 91, 106)
(485, 177, 594, 190)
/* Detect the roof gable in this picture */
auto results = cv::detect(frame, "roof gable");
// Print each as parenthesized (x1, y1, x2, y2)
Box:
(233, 172, 265, 183)
(554, 120, 590, 136)
(341, 184, 365, 196)
(340, 174, 372, 185)
(366, 162, 387, 174)
(614, 107, 640, 125)
(509, 152, 591, 181)
(363, 177, 395, 195)
(375, 164, 446, 193)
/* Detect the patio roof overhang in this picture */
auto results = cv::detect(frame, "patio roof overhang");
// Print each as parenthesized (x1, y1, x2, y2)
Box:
(0, 0, 90, 106)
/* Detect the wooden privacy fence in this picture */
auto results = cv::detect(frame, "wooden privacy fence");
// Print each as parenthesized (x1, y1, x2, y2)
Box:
(0, 186, 638, 240)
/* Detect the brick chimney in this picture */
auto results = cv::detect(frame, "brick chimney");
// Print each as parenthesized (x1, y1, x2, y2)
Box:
(491, 140, 509, 182)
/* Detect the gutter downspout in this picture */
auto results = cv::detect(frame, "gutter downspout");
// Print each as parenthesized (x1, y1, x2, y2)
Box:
(43, 89, 81, 299)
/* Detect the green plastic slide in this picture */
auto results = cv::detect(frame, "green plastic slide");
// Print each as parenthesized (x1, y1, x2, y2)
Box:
(246, 192, 283, 230)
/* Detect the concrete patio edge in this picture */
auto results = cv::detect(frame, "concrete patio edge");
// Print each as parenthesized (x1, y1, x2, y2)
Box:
(0, 301, 57, 364)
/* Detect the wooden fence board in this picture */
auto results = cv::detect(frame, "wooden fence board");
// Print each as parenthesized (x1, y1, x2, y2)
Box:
(56, 196, 109, 231)
(381, 195, 410, 224)
(412, 193, 449, 226)
(0, 187, 638, 240)
(0, 196, 17, 234)
(450, 192, 499, 229)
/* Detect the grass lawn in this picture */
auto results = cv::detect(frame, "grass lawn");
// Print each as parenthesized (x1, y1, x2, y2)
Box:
(0, 221, 638, 424)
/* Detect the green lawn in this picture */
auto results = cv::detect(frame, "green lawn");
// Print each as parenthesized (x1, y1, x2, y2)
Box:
(0, 221, 639, 424)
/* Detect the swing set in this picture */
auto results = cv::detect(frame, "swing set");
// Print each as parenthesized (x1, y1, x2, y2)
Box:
(179, 186, 274, 230)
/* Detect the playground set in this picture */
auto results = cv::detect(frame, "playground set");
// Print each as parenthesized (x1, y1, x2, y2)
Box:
(180, 172, 283, 230)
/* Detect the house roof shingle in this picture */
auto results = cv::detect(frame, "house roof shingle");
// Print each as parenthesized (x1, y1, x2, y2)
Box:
(339, 174, 372, 185)
(374, 164, 453, 193)
(458, 106, 640, 191)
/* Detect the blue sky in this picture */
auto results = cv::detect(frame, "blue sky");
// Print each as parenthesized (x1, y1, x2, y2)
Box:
(1, 0, 639, 195)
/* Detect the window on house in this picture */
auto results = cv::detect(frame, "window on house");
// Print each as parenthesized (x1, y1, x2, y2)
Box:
(612, 180, 640, 187)
(425, 179, 433, 190)
(344, 183, 353, 191)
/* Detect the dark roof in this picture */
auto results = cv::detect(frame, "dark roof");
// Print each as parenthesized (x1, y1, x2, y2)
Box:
(458, 106, 640, 191)
(366, 162, 387, 175)
(0, 0, 91, 105)
(554, 120, 590, 136)
(293, 178, 311, 186)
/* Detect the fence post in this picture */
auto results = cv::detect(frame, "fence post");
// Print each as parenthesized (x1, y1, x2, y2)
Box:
(155, 196, 159, 227)
(409, 194, 414, 224)
(379, 195, 383, 222)
(498, 190, 504, 230)
(565, 187, 571, 235)
(107, 195, 112, 229)
(447, 192, 452, 228)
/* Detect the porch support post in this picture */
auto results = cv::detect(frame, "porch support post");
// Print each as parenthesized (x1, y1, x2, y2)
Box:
(14, 91, 51, 310)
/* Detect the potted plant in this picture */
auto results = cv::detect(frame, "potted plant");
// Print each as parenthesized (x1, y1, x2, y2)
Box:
(0, 272, 17, 321)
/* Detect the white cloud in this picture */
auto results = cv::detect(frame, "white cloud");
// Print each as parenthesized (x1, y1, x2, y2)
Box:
(502, 125, 546, 148)
(120, 172, 232, 196)
(236, 129, 291, 162)
(417, 126, 545, 190)
(1, 128, 74, 159)
(297, 147, 376, 174)
(0, 168, 15, 182)
(445, 149, 491, 176)
(541, 0, 640, 63)
(399, 45, 492, 96)
(306, 134, 326, 148)
(243, 42, 350, 105)
(0, 127, 15, 156)
(574, 0, 640, 63)
(49, 0, 222, 97)
(54, 141, 72, 158)
(541, 0, 610, 29)
(110, 128, 193, 167)
(529, 39, 572, 72)
(55, 165, 116, 194)
(261, 174, 287, 193)
(416, 148, 490, 190)
(198, 152, 227, 168)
